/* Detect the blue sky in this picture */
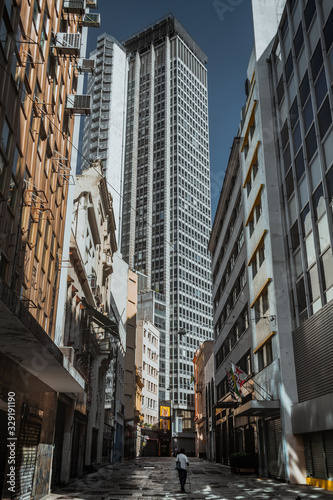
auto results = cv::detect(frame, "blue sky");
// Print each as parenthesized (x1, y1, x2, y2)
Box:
(86, 0, 254, 218)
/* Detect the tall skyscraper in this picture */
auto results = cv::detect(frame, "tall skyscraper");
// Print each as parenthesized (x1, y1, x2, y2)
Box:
(121, 16, 213, 450)
(82, 34, 128, 244)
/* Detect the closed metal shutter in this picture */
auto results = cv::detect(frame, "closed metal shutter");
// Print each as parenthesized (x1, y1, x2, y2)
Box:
(324, 431, 333, 480)
(311, 432, 327, 479)
(303, 434, 314, 477)
(14, 421, 41, 500)
(293, 300, 333, 402)
(52, 400, 66, 486)
(266, 418, 285, 480)
(266, 419, 277, 477)
(70, 420, 81, 478)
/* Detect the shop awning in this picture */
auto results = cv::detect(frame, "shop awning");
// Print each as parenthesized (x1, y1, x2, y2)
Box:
(233, 399, 280, 417)
(0, 282, 85, 393)
(82, 300, 119, 339)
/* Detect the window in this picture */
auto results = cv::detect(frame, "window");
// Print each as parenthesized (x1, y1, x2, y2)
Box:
(281, 121, 289, 150)
(296, 278, 307, 314)
(305, 125, 317, 161)
(283, 143, 291, 174)
(301, 203, 311, 238)
(303, 98, 313, 134)
(277, 76, 284, 106)
(311, 41, 323, 82)
(304, 0, 316, 30)
(315, 69, 328, 108)
(294, 23, 304, 58)
(285, 51, 293, 82)
(326, 165, 333, 203)
(1, 118, 11, 156)
(299, 72, 310, 107)
(290, 98, 299, 130)
(322, 249, 333, 295)
(285, 168, 294, 198)
(295, 148, 305, 181)
(318, 97, 332, 140)
(312, 183, 325, 221)
(259, 244, 265, 267)
(290, 220, 300, 252)
(292, 122, 302, 153)
(324, 8, 333, 52)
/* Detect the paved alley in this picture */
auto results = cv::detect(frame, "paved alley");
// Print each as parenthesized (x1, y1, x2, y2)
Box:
(45, 457, 333, 500)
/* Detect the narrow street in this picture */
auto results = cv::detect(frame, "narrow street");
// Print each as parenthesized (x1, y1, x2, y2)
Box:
(45, 457, 333, 500)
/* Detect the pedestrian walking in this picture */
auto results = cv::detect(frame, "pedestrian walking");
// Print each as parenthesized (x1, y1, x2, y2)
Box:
(175, 448, 189, 492)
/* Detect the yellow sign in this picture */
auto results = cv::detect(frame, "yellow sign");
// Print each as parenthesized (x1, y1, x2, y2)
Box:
(160, 419, 170, 430)
(160, 406, 170, 417)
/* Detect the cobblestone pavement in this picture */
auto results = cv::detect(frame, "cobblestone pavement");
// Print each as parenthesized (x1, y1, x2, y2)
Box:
(44, 457, 333, 500)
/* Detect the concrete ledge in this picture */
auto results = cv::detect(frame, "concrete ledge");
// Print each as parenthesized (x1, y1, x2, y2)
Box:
(0, 281, 85, 393)
(292, 393, 333, 434)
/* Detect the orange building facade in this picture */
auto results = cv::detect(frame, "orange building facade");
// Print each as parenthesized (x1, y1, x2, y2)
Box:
(0, 1, 97, 497)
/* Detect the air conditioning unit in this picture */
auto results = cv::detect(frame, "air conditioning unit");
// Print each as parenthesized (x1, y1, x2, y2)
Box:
(59, 346, 75, 364)
(54, 33, 81, 56)
(66, 94, 91, 114)
(63, 0, 85, 13)
(78, 58, 95, 73)
(82, 13, 100, 28)
(86, 0, 97, 8)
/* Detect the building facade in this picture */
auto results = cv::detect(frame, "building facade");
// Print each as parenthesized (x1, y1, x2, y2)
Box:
(82, 33, 128, 244)
(121, 16, 213, 452)
(266, 0, 333, 488)
(136, 319, 160, 427)
(209, 138, 256, 467)
(193, 340, 213, 459)
(54, 162, 118, 483)
(0, 0, 94, 496)
(211, 0, 333, 487)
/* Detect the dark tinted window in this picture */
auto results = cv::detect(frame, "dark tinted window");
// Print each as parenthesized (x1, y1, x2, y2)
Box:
(291, 220, 300, 251)
(296, 278, 307, 313)
(277, 76, 284, 106)
(290, 0, 297, 12)
(290, 97, 299, 130)
(326, 165, 333, 203)
(283, 143, 292, 174)
(304, 0, 316, 30)
(318, 97, 332, 139)
(303, 97, 313, 133)
(294, 23, 304, 58)
(323, 8, 333, 52)
(300, 71, 310, 107)
(301, 203, 311, 237)
(292, 122, 302, 153)
(281, 121, 289, 150)
(285, 168, 294, 198)
(305, 125, 317, 161)
(281, 14, 289, 39)
(315, 69, 328, 108)
(312, 183, 324, 221)
(295, 148, 305, 181)
(311, 41, 323, 81)
(285, 51, 293, 82)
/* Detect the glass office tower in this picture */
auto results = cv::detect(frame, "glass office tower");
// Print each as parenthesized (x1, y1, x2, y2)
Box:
(121, 16, 213, 450)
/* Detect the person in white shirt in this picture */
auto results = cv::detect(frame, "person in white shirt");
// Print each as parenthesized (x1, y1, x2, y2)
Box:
(176, 448, 189, 492)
